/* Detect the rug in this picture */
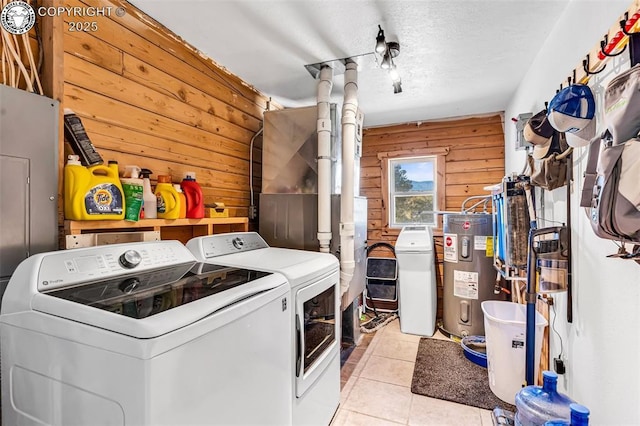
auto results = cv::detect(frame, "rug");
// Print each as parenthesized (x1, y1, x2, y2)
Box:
(411, 338, 516, 412)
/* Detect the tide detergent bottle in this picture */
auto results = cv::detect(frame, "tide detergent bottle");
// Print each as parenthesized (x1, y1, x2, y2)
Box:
(155, 175, 180, 219)
(180, 171, 204, 219)
(64, 155, 124, 220)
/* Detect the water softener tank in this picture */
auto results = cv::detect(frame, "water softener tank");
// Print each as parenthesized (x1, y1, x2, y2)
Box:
(442, 213, 504, 338)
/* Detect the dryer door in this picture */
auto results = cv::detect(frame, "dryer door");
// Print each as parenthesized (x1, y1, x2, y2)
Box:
(294, 271, 339, 398)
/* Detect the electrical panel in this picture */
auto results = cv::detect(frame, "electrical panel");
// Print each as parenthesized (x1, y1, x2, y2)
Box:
(515, 112, 533, 151)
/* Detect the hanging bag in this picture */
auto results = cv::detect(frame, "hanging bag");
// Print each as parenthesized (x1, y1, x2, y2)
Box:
(527, 149, 572, 191)
(580, 131, 640, 242)
(579, 64, 640, 243)
(526, 133, 572, 191)
(603, 64, 640, 145)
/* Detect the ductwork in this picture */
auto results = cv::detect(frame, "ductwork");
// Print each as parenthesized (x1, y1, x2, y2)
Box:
(340, 60, 358, 296)
(317, 66, 334, 253)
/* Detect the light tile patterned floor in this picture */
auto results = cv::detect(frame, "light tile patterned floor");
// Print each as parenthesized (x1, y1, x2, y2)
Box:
(332, 319, 493, 426)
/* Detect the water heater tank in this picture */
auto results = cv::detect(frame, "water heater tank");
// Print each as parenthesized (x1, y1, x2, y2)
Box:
(442, 213, 505, 338)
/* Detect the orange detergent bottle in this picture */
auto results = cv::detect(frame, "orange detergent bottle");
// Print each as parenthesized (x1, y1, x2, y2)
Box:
(64, 156, 124, 220)
(155, 175, 180, 219)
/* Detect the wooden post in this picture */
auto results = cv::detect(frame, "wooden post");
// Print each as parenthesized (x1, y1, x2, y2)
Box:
(39, 0, 65, 244)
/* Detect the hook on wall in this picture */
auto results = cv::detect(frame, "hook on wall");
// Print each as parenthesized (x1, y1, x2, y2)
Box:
(601, 33, 627, 57)
(620, 12, 631, 35)
(583, 54, 606, 75)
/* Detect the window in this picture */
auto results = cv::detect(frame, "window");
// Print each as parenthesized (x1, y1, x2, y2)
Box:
(389, 156, 437, 227)
(378, 148, 447, 233)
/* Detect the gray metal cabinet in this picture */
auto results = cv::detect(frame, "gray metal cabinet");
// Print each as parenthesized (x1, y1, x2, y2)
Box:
(0, 85, 59, 301)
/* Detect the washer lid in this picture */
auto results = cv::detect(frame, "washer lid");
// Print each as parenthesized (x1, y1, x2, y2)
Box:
(31, 262, 287, 339)
(197, 248, 338, 287)
(186, 233, 339, 287)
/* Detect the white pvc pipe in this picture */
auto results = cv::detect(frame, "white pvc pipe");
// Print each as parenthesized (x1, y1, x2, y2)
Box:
(317, 66, 334, 253)
(340, 60, 358, 296)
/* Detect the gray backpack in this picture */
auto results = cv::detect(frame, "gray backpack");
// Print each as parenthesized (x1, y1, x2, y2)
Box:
(580, 64, 640, 245)
(580, 131, 640, 243)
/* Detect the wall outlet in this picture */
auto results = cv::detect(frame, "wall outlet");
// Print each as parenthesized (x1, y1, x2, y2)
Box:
(249, 205, 257, 220)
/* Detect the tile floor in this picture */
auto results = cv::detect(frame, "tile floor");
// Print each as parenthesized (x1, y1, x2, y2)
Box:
(333, 319, 494, 426)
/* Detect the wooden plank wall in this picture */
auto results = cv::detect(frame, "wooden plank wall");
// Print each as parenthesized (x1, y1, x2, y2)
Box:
(54, 0, 274, 229)
(361, 114, 505, 320)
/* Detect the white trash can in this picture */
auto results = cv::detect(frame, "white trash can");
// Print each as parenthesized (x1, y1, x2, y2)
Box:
(481, 300, 548, 405)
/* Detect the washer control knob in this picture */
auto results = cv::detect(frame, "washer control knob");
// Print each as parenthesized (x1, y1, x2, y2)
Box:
(232, 237, 245, 250)
(119, 250, 142, 269)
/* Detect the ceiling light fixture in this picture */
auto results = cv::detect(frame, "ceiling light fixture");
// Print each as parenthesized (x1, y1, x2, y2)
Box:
(375, 25, 386, 54)
(374, 25, 402, 94)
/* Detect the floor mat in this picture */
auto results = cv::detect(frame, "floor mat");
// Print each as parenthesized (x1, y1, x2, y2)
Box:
(411, 338, 516, 412)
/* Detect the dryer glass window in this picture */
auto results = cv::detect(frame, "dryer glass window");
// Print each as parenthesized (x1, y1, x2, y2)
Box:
(303, 285, 335, 374)
(44, 263, 271, 319)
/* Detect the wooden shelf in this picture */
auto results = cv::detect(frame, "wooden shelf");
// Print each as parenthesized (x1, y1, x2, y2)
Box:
(65, 217, 248, 234)
(64, 217, 249, 245)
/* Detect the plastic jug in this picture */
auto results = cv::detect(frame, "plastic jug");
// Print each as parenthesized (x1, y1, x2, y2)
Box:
(174, 184, 187, 219)
(64, 155, 124, 220)
(180, 171, 204, 219)
(568, 404, 590, 426)
(544, 403, 590, 426)
(139, 168, 157, 219)
(515, 371, 575, 426)
(121, 165, 143, 222)
(155, 175, 180, 219)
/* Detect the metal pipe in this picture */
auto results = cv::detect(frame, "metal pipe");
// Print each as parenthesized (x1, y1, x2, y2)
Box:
(340, 59, 358, 296)
(317, 65, 334, 253)
(461, 195, 492, 213)
(249, 127, 263, 218)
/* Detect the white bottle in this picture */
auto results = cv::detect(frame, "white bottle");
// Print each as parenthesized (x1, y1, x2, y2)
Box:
(140, 168, 157, 219)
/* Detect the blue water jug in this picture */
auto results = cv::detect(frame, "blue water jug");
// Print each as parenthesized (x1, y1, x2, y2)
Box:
(515, 371, 575, 426)
(544, 403, 590, 426)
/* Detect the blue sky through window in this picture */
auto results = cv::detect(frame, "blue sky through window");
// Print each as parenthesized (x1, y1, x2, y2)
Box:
(400, 160, 433, 182)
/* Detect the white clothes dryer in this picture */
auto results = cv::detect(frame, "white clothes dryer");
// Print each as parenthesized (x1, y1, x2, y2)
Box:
(1, 240, 292, 426)
(187, 232, 340, 426)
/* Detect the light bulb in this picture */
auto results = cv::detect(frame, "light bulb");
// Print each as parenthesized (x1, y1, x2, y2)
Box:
(381, 52, 391, 69)
(375, 26, 386, 54)
(389, 64, 400, 83)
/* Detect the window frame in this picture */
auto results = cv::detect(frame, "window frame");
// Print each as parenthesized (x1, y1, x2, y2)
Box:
(378, 148, 448, 235)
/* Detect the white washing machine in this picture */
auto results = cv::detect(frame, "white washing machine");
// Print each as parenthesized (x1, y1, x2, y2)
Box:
(1, 240, 292, 426)
(186, 232, 340, 426)
(396, 225, 437, 336)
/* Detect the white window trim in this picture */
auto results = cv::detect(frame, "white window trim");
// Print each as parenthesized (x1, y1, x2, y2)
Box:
(389, 156, 437, 228)
(378, 148, 448, 234)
